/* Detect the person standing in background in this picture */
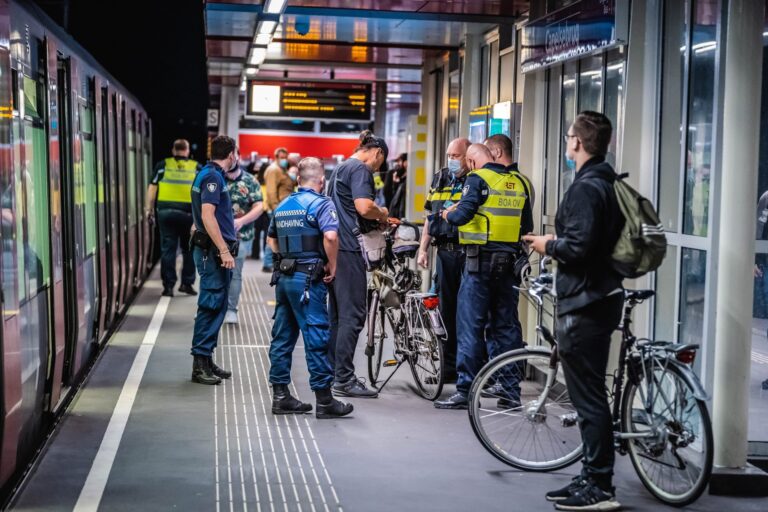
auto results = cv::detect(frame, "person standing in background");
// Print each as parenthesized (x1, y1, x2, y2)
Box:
(262, 147, 294, 272)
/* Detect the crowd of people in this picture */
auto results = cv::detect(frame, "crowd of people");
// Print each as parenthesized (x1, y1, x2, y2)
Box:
(147, 111, 627, 511)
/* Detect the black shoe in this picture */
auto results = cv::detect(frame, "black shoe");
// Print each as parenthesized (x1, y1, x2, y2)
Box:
(315, 388, 354, 419)
(208, 356, 232, 379)
(434, 392, 468, 409)
(191, 355, 221, 385)
(762, 379, 768, 390)
(332, 377, 378, 398)
(546, 475, 586, 502)
(272, 384, 312, 414)
(178, 284, 198, 296)
(262, 266, 274, 273)
(162, 287, 174, 297)
(497, 397, 522, 409)
(554, 480, 620, 511)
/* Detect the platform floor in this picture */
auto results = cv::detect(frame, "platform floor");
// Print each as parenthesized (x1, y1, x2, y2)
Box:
(9, 259, 768, 511)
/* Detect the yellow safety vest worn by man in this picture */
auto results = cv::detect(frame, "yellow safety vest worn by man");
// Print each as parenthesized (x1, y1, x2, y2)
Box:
(157, 157, 199, 207)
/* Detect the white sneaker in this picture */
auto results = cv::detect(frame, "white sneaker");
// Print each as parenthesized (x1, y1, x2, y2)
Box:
(224, 311, 238, 324)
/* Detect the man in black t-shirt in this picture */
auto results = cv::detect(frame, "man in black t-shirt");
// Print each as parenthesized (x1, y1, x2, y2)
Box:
(326, 131, 390, 399)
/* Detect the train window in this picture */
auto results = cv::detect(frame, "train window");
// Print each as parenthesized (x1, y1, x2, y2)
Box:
(23, 77, 38, 118)
(11, 120, 26, 303)
(81, 100, 97, 255)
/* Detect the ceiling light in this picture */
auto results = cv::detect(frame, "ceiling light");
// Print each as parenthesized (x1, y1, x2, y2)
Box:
(264, 0, 287, 14)
(246, 67, 258, 76)
(386, 93, 402, 99)
(249, 47, 268, 65)
(257, 20, 278, 35)
(254, 33, 272, 45)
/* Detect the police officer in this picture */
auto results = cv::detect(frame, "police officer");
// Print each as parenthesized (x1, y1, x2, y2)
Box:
(434, 144, 533, 409)
(484, 133, 535, 208)
(145, 139, 201, 297)
(417, 137, 471, 382)
(189, 135, 239, 385)
(267, 158, 353, 418)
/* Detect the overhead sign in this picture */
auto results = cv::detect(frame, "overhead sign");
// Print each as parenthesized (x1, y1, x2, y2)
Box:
(246, 80, 372, 121)
(521, 0, 622, 73)
(207, 108, 219, 127)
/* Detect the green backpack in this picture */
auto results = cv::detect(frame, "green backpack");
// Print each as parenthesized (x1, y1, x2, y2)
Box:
(611, 173, 667, 278)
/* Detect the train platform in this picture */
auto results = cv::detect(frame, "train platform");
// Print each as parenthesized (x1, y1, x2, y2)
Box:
(8, 260, 767, 512)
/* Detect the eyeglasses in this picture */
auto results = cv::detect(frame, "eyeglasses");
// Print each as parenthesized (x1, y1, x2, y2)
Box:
(563, 134, 577, 143)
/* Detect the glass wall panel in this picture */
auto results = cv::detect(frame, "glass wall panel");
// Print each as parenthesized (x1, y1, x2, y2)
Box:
(489, 40, 500, 105)
(499, 51, 514, 102)
(682, 0, 718, 237)
(655, 245, 679, 342)
(679, 248, 707, 347)
(578, 55, 603, 113)
(560, 61, 578, 198)
(480, 44, 490, 106)
(658, 0, 687, 232)
(604, 52, 625, 167)
(545, 67, 562, 217)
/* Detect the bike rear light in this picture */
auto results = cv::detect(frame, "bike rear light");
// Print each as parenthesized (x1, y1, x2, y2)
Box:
(676, 350, 696, 365)
(422, 296, 440, 310)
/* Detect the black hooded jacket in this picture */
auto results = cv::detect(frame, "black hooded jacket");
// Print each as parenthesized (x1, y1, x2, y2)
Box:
(545, 156, 625, 314)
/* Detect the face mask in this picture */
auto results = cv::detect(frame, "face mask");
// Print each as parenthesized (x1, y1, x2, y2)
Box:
(288, 173, 297, 182)
(447, 158, 461, 177)
(565, 157, 576, 170)
(279, 159, 288, 169)
(229, 154, 240, 172)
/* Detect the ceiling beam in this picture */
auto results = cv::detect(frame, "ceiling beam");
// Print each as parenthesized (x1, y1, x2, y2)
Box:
(206, 34, 458, 51)
(208, 56, 423, 70)
(205, 2, 519, 25)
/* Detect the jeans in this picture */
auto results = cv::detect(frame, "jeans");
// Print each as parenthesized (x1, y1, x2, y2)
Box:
(191, 246, 232, 356)
(455, 255, 524, 395)
(328, 250, 367, 384)
(228, 239, 253, 313)
(269, 272, 334, 391)
(262, 212, 274, 269)
(436, 247, 465, 378)
(556, 293, 623, 490)
(158, 208, 195, 289)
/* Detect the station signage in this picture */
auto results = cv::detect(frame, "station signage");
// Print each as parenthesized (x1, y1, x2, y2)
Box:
(521, 0, 623, 73)
(246, 80, 372, 121)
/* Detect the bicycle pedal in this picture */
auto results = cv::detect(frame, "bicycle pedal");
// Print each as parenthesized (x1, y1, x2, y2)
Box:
(383, 359, 398, 367)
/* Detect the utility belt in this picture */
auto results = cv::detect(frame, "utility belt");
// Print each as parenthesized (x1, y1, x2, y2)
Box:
(464, 245, 529, 284)
(190, 230, 239, 265)
(270, 255, 326, 303)
(434, 241, 462, 252)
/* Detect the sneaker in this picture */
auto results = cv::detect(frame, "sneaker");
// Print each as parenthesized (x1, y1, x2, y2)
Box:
(178, 284, 197, 296)
(546, 475, 586, 502)
(554, 480, 620, 511)
(332, 377, 378, 398)
(434, 391, 468, 409)
(481, 382, 503, 398)
(224, 311, 238, 324)
(161, 287, 174, 297)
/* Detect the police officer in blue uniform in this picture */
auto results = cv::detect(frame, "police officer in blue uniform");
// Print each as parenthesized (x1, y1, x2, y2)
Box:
(435, 143, 533, 409)
(189, 135, 239, 385)
(267, 158, 353, 418)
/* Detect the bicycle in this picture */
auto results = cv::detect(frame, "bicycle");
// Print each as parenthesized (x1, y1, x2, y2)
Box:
(364, 221, 447, 400)
(468, 256, 713, 506)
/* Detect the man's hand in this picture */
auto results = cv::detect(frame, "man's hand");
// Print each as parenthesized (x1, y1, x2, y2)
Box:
(522, 233, 555, 255)
(379, 206, 389, 224)
(323, 263, 336, 284)
(219, 250, 235, 269)
(441, 203, 457, 221)
(234, 218, 244, 232)
(417, 248, 429, 269)
(146, 210, 155, 225)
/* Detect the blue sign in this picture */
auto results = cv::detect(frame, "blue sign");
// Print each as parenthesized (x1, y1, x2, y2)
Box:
(521, 0, 619, 73)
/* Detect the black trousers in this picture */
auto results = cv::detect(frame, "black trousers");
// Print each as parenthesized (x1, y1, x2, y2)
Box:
(436, 247, 464, 379)
(556, 293, 623, 490)
(328, 250, 367, 384)
(157, 208, 195, 289)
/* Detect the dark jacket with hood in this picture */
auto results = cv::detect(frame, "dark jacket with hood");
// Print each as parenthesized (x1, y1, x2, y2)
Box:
(545, 156, 624, 315)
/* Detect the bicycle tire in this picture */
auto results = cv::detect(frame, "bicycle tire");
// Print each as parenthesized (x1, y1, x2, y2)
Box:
(468, 348, 583, 471)
(621, 360, 713, 506)
(366, 290, 386, 384)
(407, 307, 444, 400)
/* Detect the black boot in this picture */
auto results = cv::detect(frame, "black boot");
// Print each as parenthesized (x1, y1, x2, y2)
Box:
(272, 384, 312, 414)
(191, 355, 221, 385)
(208, 356, 232, 379)
(315, 388, 353, 419)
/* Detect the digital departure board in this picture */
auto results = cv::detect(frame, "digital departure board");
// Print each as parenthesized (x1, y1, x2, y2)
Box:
(246, 81, 372, 121)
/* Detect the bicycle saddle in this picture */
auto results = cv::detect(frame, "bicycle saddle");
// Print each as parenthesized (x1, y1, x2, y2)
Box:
(625, 289, 655, 301)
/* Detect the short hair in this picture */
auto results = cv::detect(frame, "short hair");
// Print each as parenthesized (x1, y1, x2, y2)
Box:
(572, 111, 612, 156)
(211, 135, 237, 161)
(173, 139, 190, 153)
(298, 157, 324, 183)
(397, 153, 407, 162)
(485, 134, 513, 157)
(274, 147, 288, 158)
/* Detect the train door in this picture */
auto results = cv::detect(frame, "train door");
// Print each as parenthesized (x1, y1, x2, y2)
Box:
(94, 80, 109, 342)
(56, 56, 88, 382)
(110, 92, 123, 316)
(124, 106, 137, 296)
(101, 86, 116, 328)
(135, 112, 146, 284)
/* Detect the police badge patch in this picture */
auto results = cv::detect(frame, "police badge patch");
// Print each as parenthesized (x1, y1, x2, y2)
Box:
(330, 210, 337, 220)
(207, 182, 217, 193)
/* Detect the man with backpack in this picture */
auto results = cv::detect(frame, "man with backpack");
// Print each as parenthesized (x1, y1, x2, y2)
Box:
(524, 111, 625, 511)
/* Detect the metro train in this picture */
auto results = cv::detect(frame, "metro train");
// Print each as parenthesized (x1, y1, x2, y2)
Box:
(0, 0, 154, 498)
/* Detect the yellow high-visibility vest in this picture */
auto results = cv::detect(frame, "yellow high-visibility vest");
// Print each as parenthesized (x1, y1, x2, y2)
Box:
(374, 174, 385, 191)
(157, 158, 198, 204)
(458, 169, 528, 245)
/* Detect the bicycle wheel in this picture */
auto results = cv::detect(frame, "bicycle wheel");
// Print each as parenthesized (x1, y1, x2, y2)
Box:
(468, 348, 583, 471)
(621, 360, 713, 506)
(366, 290, 386, 384)
(407, 306, 444, 401)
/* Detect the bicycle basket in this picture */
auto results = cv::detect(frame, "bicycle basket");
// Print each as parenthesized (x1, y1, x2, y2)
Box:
(392, 221, 421, 259)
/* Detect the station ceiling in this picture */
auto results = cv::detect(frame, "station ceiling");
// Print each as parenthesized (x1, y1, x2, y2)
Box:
(204, 0, 529, 107)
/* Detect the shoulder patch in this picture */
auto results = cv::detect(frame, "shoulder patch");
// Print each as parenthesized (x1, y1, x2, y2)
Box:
(462, 185, 470, 195)
(330, 209, 338, 220)
(207, 182, 217, 193)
